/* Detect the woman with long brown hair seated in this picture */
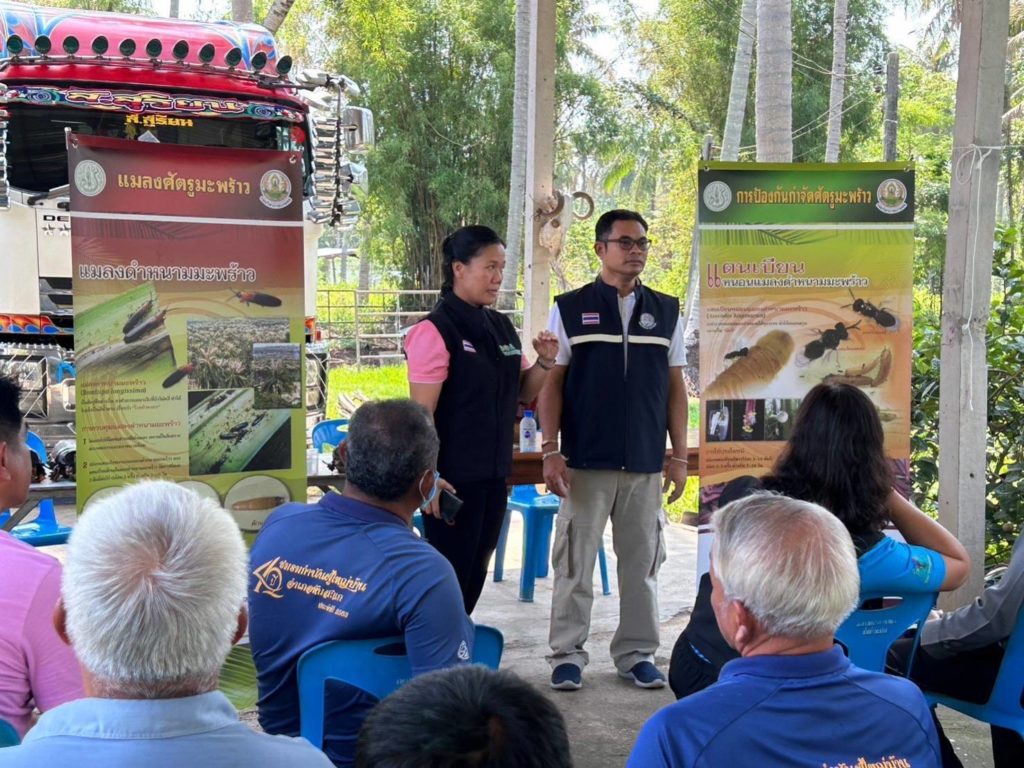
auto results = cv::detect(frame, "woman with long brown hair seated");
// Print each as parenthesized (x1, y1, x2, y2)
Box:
(668, 382, 970, 699)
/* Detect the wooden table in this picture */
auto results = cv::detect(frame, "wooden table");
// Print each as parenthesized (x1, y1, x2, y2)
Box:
(2, 480, 77, 531)
(509, 446, 700, 486)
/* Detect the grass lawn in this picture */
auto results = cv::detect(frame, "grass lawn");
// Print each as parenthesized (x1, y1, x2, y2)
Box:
(327, 363, 701, 521)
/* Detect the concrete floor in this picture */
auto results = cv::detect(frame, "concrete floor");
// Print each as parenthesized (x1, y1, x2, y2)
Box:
(40, 502, 995, 767)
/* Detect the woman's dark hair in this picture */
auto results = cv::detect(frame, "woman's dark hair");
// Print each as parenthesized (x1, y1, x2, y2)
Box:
(440, 225, 505, 296)
(763, 383, 892, 533)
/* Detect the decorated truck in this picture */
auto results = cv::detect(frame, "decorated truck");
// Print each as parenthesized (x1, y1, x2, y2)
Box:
(0, 1, 370, 446)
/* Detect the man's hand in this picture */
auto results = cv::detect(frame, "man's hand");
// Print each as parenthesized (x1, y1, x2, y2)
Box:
(543, 453, 571, 498)
(663, 460, 687, 504)
(422, 476, 457, 520)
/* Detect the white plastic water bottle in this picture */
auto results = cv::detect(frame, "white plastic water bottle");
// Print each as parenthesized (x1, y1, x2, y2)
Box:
(519, 410, 540, 452)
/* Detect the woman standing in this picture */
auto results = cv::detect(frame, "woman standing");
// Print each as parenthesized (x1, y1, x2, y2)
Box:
(405, 226, 558, 612)
(668, 382, 970, 698)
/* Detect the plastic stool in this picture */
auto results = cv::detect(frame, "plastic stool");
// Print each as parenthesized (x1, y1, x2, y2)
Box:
(494, 486, 610, 602)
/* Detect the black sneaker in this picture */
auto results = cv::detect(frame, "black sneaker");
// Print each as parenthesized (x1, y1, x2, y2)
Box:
(618, 661, 666, 689)
(550, 663, 583, 691)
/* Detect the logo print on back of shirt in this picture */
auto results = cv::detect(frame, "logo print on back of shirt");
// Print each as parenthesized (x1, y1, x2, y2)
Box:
(457, 640, 470, 661)
(252, 557, 285, 599)
(581, 312, 600, 326)
(639, 312, 657, 330)
(462, 340, 477, 353)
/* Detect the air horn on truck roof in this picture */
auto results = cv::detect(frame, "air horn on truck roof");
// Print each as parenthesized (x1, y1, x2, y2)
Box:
(3, 34, 294, 79)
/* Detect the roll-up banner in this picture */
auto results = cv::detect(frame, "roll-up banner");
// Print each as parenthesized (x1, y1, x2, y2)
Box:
(69, 134, 306, 537)
(696, 162, 915, 575)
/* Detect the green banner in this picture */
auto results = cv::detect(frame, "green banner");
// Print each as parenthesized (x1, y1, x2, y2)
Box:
(696, 162, 915, 537)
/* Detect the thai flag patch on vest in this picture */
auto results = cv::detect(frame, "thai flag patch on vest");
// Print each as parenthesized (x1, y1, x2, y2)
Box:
(581, 312, 600, 325)
(462, 340, 477, 353)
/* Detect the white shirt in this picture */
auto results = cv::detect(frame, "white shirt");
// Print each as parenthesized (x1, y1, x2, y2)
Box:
(547, 294, 687, 367)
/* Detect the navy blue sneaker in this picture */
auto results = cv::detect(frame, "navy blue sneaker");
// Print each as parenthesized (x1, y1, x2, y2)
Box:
(618, 661, 666, 689)
(550, 663, 583, 691)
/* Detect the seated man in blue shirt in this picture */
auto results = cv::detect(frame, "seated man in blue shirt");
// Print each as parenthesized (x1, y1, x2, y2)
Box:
(0, 480, 332, 768)
(628, 493, 941, 768)
(248, 399, 475, 767)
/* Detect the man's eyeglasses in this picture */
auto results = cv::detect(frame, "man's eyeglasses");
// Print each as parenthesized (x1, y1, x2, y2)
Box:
(600, 237, 652, 251)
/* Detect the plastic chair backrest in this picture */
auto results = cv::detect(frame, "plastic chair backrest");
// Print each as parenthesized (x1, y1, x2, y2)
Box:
(984, 602, 1024, 725)
(926, 602, 1024, 737)
(0, 718, 20, 747)
(311, 419, 349, 453)
(297, 624, 503, 749)
(835, 590, 937, 671)
(26, 431, 47, 463)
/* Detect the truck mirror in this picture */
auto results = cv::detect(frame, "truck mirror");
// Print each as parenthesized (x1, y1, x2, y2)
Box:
(340, 106, 374, 154)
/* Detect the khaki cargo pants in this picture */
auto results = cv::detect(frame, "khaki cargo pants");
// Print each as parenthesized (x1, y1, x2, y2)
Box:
(546, 469, 667, 672)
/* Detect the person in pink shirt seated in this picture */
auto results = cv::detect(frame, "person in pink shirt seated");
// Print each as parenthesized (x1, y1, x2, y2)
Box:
(405, 225, 558, 613)
(0, 373, 84, 738)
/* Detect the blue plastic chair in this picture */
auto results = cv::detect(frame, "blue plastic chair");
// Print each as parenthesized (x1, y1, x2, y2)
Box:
(311, 418, 349, 453)
(494, 485, 610, 602)
(7, 433, 72, 548)
(835, 590, 937, 672)
(297, 624, 503, 749)
(0, 718, 19, 747)
(924, 603, 1024, 739)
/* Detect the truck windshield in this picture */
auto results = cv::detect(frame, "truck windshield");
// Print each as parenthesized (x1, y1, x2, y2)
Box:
(5, 104, 308, 193)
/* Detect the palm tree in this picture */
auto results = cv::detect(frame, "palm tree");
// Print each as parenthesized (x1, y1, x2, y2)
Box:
(824, 0, 849, 162)
(683, 0, 758, 393)
(755, 0, 793, 161)
(498, 0, 531, 310)
(721, 0, 757, 161)
(263, 0, 296, 34)
(231, 0, 253, 25)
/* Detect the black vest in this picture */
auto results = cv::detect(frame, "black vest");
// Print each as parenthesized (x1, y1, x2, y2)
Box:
(419, 293, 522, 484)
(556, 278, 679, 473)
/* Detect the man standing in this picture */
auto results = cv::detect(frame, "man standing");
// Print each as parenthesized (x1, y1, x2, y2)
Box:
(0, 480, 332, 767)
(0, 373, 82, 738)
(628, 494, 941, 767)
(540, 209, 688, 691)
(248, 399, 474, 767)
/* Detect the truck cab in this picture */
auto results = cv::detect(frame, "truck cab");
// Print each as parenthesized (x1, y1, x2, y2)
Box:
(0, 1, 370, 444)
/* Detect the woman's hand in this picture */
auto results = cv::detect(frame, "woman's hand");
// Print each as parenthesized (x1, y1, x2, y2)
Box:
(532, 330, 559, 366)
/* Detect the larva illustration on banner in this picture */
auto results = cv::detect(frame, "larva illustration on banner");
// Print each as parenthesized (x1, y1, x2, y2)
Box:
(697, 163, 915, 531)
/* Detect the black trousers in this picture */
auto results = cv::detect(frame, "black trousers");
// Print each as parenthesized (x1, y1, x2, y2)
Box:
(668, 634, 721, 700)
(889, 637, 1024, 768)
(422, 478, 508, 614)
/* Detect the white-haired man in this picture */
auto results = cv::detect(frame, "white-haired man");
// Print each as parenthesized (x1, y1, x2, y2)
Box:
(628, 493, 942, 767)
(0, 481, 332, 767)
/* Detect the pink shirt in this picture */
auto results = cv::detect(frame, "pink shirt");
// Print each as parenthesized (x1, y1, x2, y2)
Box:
(405, 320, 529, 384)
(0, 532, 84, 737)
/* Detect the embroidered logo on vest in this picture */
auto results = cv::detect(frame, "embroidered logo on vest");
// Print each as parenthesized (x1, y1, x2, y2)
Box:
(581, 312, 600, 325)
(639, 312, 657, 330)
(498, 343, 521, 357)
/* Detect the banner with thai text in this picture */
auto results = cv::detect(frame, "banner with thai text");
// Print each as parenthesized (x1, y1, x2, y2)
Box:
(696, 162, 915, 572)
(70, 134, 306, 534)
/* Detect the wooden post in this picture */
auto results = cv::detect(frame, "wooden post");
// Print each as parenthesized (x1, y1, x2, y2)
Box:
(522, 0, 556, 345)
(938, 0, 1010, 608)
(883, 52, 899, 162)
